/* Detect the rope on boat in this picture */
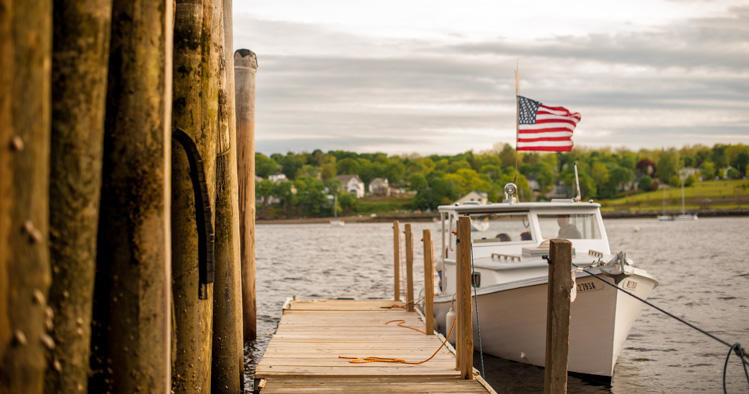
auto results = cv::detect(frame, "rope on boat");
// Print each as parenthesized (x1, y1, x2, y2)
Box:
(564, 260, 749, 393)
(338, 318, 456, 365)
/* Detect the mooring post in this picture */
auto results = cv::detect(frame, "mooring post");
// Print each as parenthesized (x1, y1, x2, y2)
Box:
(457, 216, 474, 379)
(235, 48, 258, 341)
(212, 0, 244, 391)
(423, 229, 435, 335)
(46, 1, 112, 392)
(89, 0, 173, 391)
(171, 0, 217, 391)
(544, 239, 572, 394)
(0, 1, 51, 392)
(392, 220, 400, 301)
(405, 224, 415, 312)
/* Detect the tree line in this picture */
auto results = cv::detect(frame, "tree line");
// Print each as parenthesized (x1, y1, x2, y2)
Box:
(255, 143, 749, 217)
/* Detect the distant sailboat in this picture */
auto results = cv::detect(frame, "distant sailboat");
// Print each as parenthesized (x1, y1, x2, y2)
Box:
(675, 177, 698, 221)
(657, 187, 673, 221)
(330, 193, 344, 226)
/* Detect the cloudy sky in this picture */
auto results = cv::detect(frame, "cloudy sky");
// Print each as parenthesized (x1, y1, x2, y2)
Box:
(233, 0, 749, 155)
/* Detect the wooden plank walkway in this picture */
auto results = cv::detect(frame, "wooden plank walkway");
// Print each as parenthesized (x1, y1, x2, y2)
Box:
(255, 299, 496, 393)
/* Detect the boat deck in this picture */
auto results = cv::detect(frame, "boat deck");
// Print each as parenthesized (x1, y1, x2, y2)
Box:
(255, 299, 496, 393)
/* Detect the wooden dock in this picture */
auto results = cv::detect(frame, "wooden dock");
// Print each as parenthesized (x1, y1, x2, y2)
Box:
(254, 299, 496, 393)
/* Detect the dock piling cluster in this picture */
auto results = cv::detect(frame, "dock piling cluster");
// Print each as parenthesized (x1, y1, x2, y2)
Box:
(0, 0, 258, 392)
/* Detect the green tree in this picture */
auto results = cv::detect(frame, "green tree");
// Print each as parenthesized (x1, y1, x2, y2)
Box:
(407, 173, 428, 192)
(255, 153, 281, 178)
(638, 175, 653, 191)
(699, 161, 716, 180)
(656, 149, 680, 183)
(256, 179, 275, 206)
(336, 157, 360, 175)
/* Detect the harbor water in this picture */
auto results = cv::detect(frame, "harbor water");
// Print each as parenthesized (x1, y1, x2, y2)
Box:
(245, 217, 749, 393)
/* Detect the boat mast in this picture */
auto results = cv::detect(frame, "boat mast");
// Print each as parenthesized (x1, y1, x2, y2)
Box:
(514, 61, 519, 184)
(681, 177, 686, 215)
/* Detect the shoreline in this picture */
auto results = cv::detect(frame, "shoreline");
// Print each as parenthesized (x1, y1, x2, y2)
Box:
(256, 208, 749, 225)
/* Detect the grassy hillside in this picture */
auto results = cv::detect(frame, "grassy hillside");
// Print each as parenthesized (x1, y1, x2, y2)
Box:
(601, 179, 749, 211)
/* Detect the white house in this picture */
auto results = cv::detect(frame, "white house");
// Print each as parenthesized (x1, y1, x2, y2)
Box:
(337, 174, 365, 198)
(455, 191, 488, 205)
(268, 173, 287, 183)
(369, 177, 390, 196)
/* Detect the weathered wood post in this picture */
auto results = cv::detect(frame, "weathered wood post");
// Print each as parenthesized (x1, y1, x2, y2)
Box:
(456, 216, 474, 379)
(392, 220, 401, 301)
(46, 1, 112, 393)
(212, 0, 245, 391)
(544, 239, 572, 394)
(422, 229, 435, 335)
(221, 4, 246, 384)
(235, 47, 258, 341)
(0, 1, 52, 392)
(405, 224, 415, 312)
(89, 0, 174, 391)
(171, 0, 216, 392)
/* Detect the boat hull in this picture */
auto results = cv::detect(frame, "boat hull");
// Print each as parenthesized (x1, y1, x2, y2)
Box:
(433, 272, 657, 377)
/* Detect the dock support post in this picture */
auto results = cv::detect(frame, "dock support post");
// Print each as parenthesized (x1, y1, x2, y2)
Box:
(392, 220, 400, 301)
(212, 0, 245, 391)
(89, 0, 173, 390)
(46, 1, 112, 392)
(544, 239, 572, 394)
(235, 48, 258, 341)
(456, 216, 473, 379)
(0, 1, 51, 392)
(405, 224, 414, 312)
(422, 229, 435, 335)
(171, 0, 217, 391)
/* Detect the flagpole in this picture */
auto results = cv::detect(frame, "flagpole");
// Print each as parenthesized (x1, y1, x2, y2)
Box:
(514, 61, 519, 184)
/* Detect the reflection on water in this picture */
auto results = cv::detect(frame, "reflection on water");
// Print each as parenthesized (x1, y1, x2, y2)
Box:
(246, 218, 749, 393)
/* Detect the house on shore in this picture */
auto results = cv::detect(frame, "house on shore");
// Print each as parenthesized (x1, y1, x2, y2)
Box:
(369, 177, 390, 196)
(337, 174, 365, 198)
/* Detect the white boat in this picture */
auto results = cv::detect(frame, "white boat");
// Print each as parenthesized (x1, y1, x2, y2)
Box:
(425, 183, 658, 377)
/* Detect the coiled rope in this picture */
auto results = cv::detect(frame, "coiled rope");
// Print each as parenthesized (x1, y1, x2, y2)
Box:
(338, 317, 456, 365)
(570, 261, 749, 393)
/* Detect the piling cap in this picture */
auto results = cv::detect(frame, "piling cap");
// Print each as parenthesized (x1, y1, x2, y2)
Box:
(234, 49, 258, 70)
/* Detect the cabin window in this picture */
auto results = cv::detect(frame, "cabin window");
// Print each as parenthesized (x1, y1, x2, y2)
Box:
(469, 214, 533, 244)
(538, 213, 601, 240)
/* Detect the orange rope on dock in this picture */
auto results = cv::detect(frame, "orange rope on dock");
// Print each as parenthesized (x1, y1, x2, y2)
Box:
(385, 319, 425, 334)
(338, 318, 456, 365)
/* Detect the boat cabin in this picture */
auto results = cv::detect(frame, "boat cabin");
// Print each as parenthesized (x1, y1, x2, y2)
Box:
(439, 199, 611, 259)
(437, 198, 611, 294)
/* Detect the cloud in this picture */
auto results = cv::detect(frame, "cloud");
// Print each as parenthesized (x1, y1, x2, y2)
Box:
(234, 8, 749, 155)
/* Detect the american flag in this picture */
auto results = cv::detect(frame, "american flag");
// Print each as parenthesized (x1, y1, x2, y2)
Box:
(517, 96, 580, 151)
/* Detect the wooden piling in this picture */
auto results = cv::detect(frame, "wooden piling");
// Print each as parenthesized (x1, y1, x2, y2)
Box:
(89, 0, 173, 391)
(544, 239, 572, 394)
(235, 48, 258, 341)
(405, 224, 415, 312)
(45, 1, 112, 392)
(423, 230, 435, 335)
(171, 0, 216, 392)
(212, 0, 244, 391)
(392, 220, 401, 301)
(221, 3, 246, 385)
(456, 216, 474, 379)
(0, 1, 52, 392)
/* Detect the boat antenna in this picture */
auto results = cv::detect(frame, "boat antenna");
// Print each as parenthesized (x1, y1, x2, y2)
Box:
(574, 161, 582, 202)
(513, 61, 519, 184)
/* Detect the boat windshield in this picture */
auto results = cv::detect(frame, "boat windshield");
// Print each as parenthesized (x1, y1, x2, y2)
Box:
(470, 214, 533, 244)
(538, 213, 601, 240)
